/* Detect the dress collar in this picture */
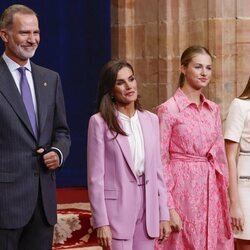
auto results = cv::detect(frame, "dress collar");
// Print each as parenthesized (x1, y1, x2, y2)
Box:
(173, 88, 213, 112)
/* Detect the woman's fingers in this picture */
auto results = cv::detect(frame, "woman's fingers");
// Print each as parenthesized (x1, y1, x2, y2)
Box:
(232, 217, 244, 231)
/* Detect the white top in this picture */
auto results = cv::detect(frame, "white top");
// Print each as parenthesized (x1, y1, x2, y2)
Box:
(119, 111, 145, 176)
(224, 98, 250, 153)
(2, 53, 38, 115)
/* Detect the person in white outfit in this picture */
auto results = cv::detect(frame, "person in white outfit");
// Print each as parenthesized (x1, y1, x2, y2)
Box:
(224, 77, 250, 250)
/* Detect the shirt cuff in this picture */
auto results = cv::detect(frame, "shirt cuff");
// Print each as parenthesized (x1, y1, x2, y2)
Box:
(51, 147, 64, 166)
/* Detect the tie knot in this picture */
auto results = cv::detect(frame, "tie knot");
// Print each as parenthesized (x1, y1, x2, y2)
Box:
(18, 67, 26, 75)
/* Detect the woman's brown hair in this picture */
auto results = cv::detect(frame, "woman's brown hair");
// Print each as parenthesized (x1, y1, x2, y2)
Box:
(238, 77, 250, 100)
(97, 59, 142, 136)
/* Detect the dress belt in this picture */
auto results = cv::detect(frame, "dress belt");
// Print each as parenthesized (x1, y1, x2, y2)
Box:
(239, 152, 250, 156)
(170, 152, 208, 162)
(169, 151, 232, 243)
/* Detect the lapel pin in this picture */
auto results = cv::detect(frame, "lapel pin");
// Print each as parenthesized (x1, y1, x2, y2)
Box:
(43, 82, 47, 87)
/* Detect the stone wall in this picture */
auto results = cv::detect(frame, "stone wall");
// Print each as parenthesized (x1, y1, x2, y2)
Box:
(111, 0, 250, 121)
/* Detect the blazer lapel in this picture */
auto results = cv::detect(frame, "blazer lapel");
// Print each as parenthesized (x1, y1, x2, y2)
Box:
(137, 111, 151, 176)
(0, 58, 36, 139)
(31, 63, 48, 136)
(115, 117, 137, 179)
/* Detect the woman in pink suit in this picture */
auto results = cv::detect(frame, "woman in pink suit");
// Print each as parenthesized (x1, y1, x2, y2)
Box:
(87, 59, 171, 250)
(155, 45, 233, 249)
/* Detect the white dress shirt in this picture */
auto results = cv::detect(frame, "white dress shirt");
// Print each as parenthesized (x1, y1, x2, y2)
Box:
(2, 53, 38, 116)
(119, 111, 145, 176)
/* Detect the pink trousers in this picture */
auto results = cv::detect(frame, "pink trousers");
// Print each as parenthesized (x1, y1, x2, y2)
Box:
(112, 175, 155, 250)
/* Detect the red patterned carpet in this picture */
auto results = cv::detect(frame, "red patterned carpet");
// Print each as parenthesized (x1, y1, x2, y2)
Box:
(53, 188, 101, 250)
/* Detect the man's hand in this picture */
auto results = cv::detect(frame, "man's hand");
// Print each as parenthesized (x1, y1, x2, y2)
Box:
(37, 148, 60, 170)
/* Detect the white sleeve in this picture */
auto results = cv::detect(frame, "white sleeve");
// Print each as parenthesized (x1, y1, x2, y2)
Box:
(224, 98, 245, 142)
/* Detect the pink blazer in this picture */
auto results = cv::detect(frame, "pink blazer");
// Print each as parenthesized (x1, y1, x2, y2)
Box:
(87, 110, 169, 239)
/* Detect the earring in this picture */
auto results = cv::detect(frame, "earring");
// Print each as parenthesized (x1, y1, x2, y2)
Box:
(110, 95, 115, 102)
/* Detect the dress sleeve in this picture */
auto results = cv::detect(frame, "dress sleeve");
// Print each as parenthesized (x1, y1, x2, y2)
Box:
(214, 105, 230, 187)
(224, 98, 245, 143)
(156, 104, 175, 209)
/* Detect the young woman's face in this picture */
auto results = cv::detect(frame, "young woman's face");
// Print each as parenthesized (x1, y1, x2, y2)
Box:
(112, 66, 138, 107)
(181, 53, 212, 90)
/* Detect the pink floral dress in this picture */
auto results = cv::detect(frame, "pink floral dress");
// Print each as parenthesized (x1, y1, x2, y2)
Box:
(155, 89, 233, 250)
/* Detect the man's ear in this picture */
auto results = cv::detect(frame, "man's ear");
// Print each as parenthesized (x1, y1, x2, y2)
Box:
(0, 30, 8, 42)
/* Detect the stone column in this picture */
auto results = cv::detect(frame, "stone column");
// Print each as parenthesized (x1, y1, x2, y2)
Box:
(111, 0, 250, 118)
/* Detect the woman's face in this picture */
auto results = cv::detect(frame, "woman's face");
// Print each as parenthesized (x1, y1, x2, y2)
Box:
(181, 53, 212, 90)
(112, 66, 138, 107)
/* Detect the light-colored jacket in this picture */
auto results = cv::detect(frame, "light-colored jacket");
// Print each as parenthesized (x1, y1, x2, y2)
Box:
(87, 110, 169, 239)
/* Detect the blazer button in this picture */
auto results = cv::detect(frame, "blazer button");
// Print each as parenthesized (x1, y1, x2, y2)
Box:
(145, 180, 149, 184)
(34, 172, 39, 176)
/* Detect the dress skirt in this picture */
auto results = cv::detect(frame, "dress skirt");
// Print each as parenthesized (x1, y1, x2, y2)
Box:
(235, 153, 250, 239)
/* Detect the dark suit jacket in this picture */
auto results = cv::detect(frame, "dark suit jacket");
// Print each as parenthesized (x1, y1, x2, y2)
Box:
(0, 57, 71, 229)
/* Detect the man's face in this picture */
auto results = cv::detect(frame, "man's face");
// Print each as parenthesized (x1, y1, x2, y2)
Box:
(1, 13, 40, 65)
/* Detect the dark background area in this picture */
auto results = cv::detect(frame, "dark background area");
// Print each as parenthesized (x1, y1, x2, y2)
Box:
(0, 0, 111, 187)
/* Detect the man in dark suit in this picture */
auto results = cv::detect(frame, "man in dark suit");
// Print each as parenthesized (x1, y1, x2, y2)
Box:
(0, 4, 71, 250)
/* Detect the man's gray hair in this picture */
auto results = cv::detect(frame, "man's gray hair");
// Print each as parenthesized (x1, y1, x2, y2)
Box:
(0, 4, 37, 30)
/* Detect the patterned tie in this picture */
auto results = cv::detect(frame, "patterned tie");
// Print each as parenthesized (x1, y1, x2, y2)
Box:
(18, 67, 38, 138)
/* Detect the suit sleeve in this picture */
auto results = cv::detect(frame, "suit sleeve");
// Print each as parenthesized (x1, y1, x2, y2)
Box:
(87, 115, 109, 228)
(50, 74, 71, 161)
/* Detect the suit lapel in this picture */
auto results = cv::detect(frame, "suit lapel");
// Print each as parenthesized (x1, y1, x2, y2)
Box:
(0, 58, 36, 139)
(115, 111, 152, 179)
(115, 116, 137, 179)
(31, 63, 47, 136)
(137, 111, 151, 176)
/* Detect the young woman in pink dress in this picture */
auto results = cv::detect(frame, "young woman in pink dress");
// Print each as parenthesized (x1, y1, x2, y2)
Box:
(155, 45, 234, 249)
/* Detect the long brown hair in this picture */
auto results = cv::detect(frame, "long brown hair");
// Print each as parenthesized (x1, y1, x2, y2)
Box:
(238, 77, 250, 99)
(178, 45, 213, 87)
(97, 59, 142, 136)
